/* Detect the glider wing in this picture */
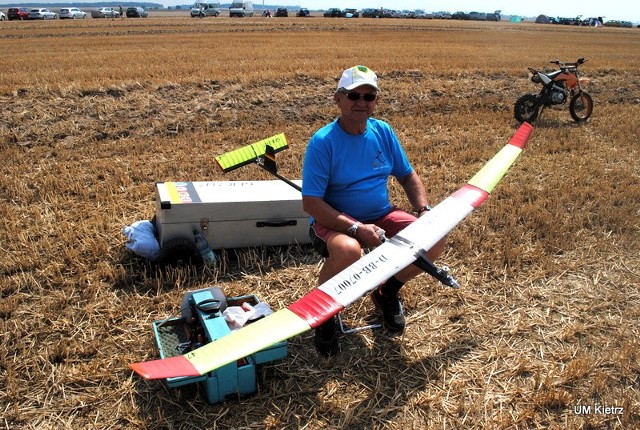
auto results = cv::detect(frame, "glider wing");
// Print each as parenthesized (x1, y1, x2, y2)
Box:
(130, 122, 533, 380)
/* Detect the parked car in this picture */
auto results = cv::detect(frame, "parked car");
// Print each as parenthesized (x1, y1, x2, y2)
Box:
(8, 7, 30, 20)
(296, 8, 310, 17)
(361, 8, 381, 18)
(275, 7, 288, 17)
(343, 8, 359, 18)
(580, 17, 601, 26)
(27, 8, 58, 20)
(59, 7, 87, 19)
(451, 11, 470, 20)
(0, 11, 6, 20)
(127, 7, 148, 17)
(433, 11, 451, 19)
(323, 8, 342, 17)
(469, 11, 487, 20)
(91, 7, 120, 18)
(191, 2, 220, 17)
(486, 11, 501, 21)
(229, 1, 254, 17)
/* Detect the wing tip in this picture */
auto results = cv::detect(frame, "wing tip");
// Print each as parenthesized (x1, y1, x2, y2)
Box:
(509, 122, 534, 149)
(214, 158, 228, 172)
(129, 356, 201, 380)
(129, 362, 153, 379)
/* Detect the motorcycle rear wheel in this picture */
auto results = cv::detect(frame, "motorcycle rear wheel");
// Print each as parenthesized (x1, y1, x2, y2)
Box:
(569, 91, 593, 122)
(514, 94, 540, 123)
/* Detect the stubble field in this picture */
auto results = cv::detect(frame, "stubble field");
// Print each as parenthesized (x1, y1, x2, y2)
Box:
(1, 15, 639, 430)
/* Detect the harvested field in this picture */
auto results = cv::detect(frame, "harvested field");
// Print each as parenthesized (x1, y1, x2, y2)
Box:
(1, 16, 639, 430)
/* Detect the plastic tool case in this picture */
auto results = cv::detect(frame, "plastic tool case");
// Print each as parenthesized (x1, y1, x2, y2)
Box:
(152, 290, 287, 404)
(155, 180, 310, 254)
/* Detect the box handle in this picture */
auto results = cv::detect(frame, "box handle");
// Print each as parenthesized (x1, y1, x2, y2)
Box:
(196, 298, 222, 314)
(256, 220, 297, 228)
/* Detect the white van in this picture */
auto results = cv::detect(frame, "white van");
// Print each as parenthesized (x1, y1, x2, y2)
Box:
(191, 2, 220, 17)
(229, 1, 254, 17)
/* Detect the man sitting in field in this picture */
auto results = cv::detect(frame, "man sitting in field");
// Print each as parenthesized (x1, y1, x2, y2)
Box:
(301, 65, 446, 357)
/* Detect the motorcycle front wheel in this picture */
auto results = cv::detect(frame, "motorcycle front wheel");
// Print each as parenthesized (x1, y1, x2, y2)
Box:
(569, 91, 593, 122)
(514, 94, 540, 123)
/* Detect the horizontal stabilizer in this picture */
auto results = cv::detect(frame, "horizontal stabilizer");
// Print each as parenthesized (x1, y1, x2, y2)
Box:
(215, 133, 289, 172)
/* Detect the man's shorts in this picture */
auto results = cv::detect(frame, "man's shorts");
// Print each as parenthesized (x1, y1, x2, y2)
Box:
(309, 207, 417, 258)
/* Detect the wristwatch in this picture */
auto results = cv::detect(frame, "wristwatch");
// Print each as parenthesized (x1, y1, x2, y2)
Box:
(346, 223, 360, 237)
(416, 205, 432, 215)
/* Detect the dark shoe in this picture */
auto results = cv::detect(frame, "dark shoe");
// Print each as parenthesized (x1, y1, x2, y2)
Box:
(371, 288, 405, 333)
(314, 318, 339, 357)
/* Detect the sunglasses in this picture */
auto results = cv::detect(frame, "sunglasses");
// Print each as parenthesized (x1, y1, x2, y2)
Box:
(342, 92, 377, 102)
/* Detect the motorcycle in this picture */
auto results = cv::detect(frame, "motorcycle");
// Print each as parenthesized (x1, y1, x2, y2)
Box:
(514, 58, 593, 124)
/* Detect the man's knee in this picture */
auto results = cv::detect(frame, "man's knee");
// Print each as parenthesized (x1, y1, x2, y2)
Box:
(327, 236, 362, 264)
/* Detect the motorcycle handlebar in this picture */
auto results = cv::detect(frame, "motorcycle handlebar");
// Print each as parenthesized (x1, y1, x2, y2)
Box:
(550, 58, 587, 67)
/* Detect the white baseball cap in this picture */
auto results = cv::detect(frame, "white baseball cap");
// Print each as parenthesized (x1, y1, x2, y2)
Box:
(337, 65, 380, 92)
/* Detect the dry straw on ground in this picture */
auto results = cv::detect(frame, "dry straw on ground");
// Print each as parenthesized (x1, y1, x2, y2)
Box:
(1, 16, 639, 430)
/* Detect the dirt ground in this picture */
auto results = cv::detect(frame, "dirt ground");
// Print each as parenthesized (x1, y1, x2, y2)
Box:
(0, 17, 639, 430)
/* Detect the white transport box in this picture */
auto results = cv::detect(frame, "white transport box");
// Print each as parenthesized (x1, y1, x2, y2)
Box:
(155, 180, 310, 253)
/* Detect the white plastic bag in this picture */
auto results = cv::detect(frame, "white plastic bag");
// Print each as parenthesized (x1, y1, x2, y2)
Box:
(122, 220, 160, 261)
(223, 302, 273, 331)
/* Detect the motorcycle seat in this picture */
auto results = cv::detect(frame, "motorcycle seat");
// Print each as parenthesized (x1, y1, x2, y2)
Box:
(544, 70, 565, 79)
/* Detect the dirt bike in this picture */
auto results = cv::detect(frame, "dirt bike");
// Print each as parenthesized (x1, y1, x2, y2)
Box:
(514, 58, 593, 124)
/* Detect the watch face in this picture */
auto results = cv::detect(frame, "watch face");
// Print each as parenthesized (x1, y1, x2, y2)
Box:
(347, 224, 358, 237)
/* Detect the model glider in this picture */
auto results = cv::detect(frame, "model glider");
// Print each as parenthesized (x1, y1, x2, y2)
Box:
(130, 122, 533, 380)
(214, 133, 289, 173)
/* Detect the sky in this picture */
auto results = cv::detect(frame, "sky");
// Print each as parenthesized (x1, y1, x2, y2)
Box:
(210, 0, 639, 23)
